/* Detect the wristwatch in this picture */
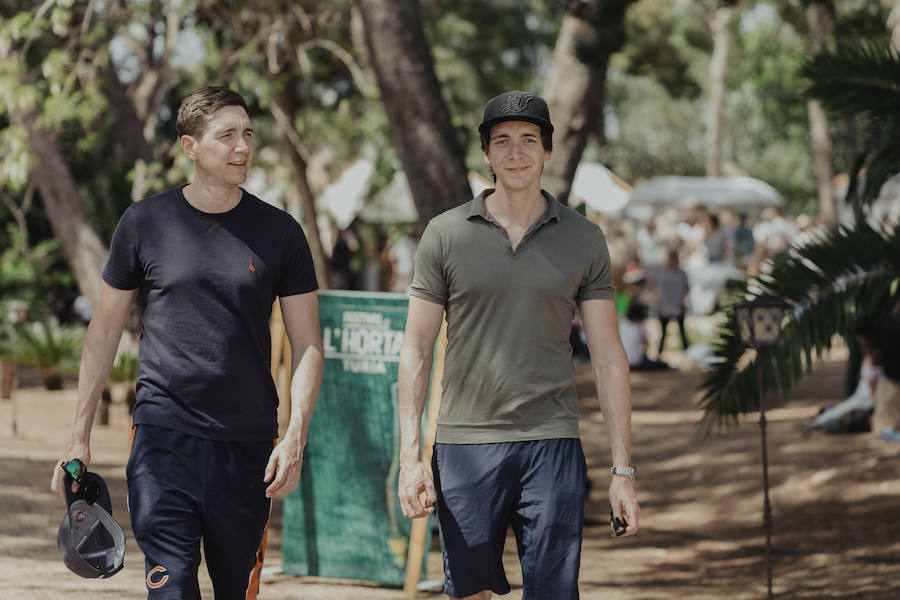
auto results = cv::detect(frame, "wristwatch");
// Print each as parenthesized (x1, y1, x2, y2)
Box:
(610, 465, 636, 481)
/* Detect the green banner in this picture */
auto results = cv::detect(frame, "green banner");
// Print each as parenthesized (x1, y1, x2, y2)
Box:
(281, 290, 428, 585)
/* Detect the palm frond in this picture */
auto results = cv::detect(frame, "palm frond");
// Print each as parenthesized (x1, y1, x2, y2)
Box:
(11, 319, 85, 374)
(860, 124, 900, 203)
(699, 223, 900, 433)
(802, 43, 900, 121)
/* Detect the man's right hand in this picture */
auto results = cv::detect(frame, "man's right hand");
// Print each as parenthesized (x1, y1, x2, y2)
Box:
(398, 459, 437, 519)
(51, 444, 91, 503)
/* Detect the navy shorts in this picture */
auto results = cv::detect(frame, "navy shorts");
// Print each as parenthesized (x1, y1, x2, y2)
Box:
(432, 438, 587, 599)
(127, 424, 273, 600)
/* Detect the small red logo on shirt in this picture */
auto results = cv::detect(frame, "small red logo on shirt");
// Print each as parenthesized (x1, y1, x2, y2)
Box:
(249, 261, 256, 272)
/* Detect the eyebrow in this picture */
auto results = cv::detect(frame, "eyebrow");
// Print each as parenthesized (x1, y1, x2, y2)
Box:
(492, 131, 539, 141)
(215, 125, 254, 136)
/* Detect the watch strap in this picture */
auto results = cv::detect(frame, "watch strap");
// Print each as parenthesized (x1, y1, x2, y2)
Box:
(610, 465, 636, 481)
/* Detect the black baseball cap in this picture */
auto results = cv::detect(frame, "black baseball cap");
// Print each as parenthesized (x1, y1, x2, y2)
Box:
(478, 90, 554, 136)
(57, 461, 126, 578)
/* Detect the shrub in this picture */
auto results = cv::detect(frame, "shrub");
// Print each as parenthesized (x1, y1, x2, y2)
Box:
(10, 319, 85, 390)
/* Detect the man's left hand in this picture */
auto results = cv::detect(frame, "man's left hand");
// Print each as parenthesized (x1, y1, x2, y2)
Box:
(609, 476, 640, 537)
(264, 433, 304, 498)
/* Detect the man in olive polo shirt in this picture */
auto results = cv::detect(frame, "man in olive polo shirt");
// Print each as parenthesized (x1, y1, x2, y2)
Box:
(397, 90, 639, 600)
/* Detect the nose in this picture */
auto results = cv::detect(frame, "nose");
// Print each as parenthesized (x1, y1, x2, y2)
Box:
(508, 139, 527, 157)
(235, 135, 250, 154)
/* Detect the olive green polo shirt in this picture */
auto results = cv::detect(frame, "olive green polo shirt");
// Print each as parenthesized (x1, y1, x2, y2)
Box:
(410, 189, 615, 444)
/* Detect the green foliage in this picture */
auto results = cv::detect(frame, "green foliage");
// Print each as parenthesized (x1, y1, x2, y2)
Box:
(0, 223, 73, 317)
(615, 0, 702, 98)
(423, 0, 560, 170)
(607, 1, 822, 210)
(730, 18, 808, 133)
(703, 32, 900, 430)
(1, 1, 128, 243)
(724, 14, 819, 208)
(606, 74, 706, 181)
(109, 349, 138, 383)
(0, 309, 14, 361)
(803, 43, 900, 121)
(9, 318, 85, 377)
(699, 223, 900, 431)
(749, 139, 816, 213)
(0, 124, 32, 191)
(803, 42, 900, 207)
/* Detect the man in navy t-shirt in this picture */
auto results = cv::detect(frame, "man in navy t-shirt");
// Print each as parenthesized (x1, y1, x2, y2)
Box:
(51, 87, 324, 599)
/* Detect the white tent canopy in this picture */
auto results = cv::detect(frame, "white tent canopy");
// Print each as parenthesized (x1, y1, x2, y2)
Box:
(320, 160, 637, 226)
(358, 170, 419, 224)
(570, 162, 632, 214)
(627, 176, 783, 216)
(317, 159, 375, 229)
(356, 170, 494, 224)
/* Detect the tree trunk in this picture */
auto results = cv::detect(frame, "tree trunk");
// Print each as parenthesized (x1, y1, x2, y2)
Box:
(270, 87, 331, 289)
(103, 73, 161, 203)
(889, 0, 900, 54)
(541, 2, 623, 205)
(806, 2, 836, 228)
(705, 5, 733, 177)
(356, 0, 470, 231)
(842, 116, 864, 224)
(0, 360, 15, 400)
(13, 111, 108, 309)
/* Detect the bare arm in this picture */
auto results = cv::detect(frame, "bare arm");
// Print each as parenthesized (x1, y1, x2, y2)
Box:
(580, 298, 639, 536)
(51, 281, 136, 500)
(264, 291, 324, 498)
(397, 296, 444, 518)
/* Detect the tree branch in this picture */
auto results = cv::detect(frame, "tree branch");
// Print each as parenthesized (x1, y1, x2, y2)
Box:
(290, 5, 314, 35)
(268, 98, 311, 164)
(21, 0, 56, 56)
(0, 186, 34, 252)
(680, 0, 712, 30)
(299, 38, 373, 95)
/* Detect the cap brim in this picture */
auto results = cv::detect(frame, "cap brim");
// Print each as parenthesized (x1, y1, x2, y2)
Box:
(58, 501, 126, 578)
(478, 115, 554, 134)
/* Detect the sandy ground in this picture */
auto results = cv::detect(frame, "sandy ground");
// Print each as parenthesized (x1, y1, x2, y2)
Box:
(1, 353, 899, 599)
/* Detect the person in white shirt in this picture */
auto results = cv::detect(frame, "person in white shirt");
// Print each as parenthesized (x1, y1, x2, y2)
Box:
(618, 302, 670, 371)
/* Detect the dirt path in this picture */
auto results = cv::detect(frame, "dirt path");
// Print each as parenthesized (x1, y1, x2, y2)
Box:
(1, 357, 898, 599)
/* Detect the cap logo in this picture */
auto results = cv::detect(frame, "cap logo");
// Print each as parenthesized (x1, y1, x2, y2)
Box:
(499, 92, 534, 115)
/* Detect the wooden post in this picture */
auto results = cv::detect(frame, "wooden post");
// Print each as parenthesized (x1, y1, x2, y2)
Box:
(0, 360, 15, 399)
(270, 301, 293, 436)
(402, 321, 447, 598)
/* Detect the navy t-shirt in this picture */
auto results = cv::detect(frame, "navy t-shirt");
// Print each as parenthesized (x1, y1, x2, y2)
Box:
(102, 187, 318, 441)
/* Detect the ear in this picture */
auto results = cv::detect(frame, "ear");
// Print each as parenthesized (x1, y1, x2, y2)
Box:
(543, 149, 552, 163)
(181, 135, 198, 160)
(483, 151, 491, 167)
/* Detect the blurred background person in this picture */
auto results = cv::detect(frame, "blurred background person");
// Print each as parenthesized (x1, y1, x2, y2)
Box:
(619, 302, 670, 371)
(651, 248, 690, 357)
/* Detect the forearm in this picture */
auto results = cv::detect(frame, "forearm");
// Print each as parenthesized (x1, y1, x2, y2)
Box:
(70, 319, 125, 448)
(397, 342, 433, 463)
(592, 352, 632, 466)
(284, 342, 324, 447)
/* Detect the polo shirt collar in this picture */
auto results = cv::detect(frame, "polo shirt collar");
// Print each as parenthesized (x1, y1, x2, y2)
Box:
(467, 189, 561, 225)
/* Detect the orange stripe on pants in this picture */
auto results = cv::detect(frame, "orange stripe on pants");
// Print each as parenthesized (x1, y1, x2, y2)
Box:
(245, 437, 277, 599)
(245, 517, 270, 599)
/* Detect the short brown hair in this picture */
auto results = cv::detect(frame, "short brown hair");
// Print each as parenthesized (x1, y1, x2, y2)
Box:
(176, 86, 248, 138)
(480, 125, 553, 153)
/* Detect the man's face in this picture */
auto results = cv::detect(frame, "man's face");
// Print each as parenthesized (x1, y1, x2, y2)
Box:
(181, 105, 253, 187)
(483, 121, 550, 191)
